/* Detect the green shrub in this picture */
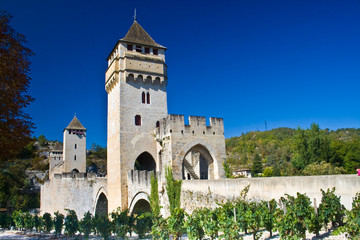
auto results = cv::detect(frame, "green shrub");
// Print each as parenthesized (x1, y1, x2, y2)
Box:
(79, 211, 93, 239)
(185, 208, 205, 240)
(334, 192, 360, 238)
(151, 215, 169, 240)
(53, 211, 64, 236)
(134, 212, 153, 238)
(168, 208, 185, 240)
(23, 212, 34, 231)
(94, 214, 112, 240)
(64, 209, 78, 236)
(42, 212, 53, 233)
(318, 187, 345, 230)
(0, 212, 11, 229)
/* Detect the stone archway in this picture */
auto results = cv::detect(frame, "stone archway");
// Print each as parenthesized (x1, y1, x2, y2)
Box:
(134, 152, 156, 171)
(129, 192, 151, 214)
(95, 192, 108, 216)
(182, 144, 214, 180)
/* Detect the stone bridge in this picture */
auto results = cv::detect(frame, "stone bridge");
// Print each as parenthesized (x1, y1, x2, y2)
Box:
(126, 173, 360, 216)
(40, 172, 108, 217)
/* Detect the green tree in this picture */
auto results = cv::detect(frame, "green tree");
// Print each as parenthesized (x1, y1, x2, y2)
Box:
(33, 214, 42, 232)
(23, 212, 34, 231)
(165, 167, 182, 215)
(94, 214, 112, 240)
(12, 210, 24, 230)
(111, 208, 131, 238)
(252, 153, 262, 176)
(79, 211, 93, 239)
(0, 11, 34, 161)
(64, 209, 79, 236)
(223, 160, 232, 178)
(150, 172, 160, 216)
(53, 211, 64, 236)
(42, 212, 53, 233)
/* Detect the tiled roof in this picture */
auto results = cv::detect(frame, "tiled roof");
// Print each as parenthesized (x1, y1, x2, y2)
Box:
(121, 21, 165, 49)
(65, 116, 86, 131)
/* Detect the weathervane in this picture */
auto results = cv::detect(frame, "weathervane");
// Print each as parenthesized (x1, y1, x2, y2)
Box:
(134, 8, 137, 22)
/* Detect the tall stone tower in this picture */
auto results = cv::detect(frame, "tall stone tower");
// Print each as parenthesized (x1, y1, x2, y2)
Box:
(105, 20, 168, 212)
(63, 116, 87, 173)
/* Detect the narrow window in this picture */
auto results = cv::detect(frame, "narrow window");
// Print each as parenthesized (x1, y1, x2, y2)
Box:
(127, 44, 133, 51)
(156, 121, 160, 128)
(153, 48, 158, 55)
(75, 144, 77, 149)
(147, 92, 150, 104)
(136, 45, 142, 52)
(74, 155, 76, 160)
(203, 131, 205, 135)
(68, 130, 71, 134)
(142, 92, 145, 103)
(135, 115, 141, 126)
(145, 47, 150, 54)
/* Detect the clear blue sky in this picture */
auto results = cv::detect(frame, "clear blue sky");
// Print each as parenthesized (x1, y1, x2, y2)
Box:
(2, 0, 360, 148)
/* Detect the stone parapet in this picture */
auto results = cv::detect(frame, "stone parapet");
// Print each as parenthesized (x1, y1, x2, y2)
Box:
(155, 114, 224, 140)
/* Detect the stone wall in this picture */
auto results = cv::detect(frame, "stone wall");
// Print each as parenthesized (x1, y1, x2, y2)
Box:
(155, 114, 226, 181)
(181, 174, 360, 211)
(40, 173, 107, 217)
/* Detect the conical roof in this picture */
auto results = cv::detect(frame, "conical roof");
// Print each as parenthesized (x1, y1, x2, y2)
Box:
(120, 21, 165, 49)
(65, 116, 86, 131)
(53, 141, 63, 150)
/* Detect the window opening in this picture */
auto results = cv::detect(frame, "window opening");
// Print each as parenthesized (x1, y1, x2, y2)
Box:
(74, 155, 76, 160)
(127, 44, 133, 51)
(145, 47, 150, 54)
(136, 45, 142, 52)
(75, 144, 77, 149)
(147, 92, 150, 104)
(142, 92, 145, 103)
(135, 115, 141, 126)
(156, 121, 160, 128)
(153, 49, 158, 55)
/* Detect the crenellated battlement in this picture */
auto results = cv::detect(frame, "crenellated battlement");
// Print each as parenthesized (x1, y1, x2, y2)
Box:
(155, 114, 224, 139)
(53, 172, 106, 179)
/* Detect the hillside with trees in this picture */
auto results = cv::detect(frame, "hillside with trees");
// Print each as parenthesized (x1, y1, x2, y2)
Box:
(226, 123, 360, 177)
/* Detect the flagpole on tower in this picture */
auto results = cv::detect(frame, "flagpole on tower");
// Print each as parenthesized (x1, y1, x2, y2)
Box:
(134, 8, 137, 22)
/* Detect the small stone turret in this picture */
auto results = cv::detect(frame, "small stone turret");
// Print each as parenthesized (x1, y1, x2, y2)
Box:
(63, 116, 87, 173)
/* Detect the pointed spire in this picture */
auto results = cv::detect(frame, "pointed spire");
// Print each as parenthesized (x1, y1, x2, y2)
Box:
(65, 116, 87, 131)
(120, 20, 166, 49)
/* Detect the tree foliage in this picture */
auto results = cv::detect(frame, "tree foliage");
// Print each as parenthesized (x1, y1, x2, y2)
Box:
(53, 211, 64, 236)
(0, 11, 34, 161)
(165, 167, 182, 215)
(64, 209, 79, 236)
(226, 125, 360, 177)
(150, 172, 160, 216)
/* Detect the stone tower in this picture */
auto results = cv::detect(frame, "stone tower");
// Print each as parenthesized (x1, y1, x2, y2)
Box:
(63, 116, 87, 173)
(105, 20, 168, 212)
